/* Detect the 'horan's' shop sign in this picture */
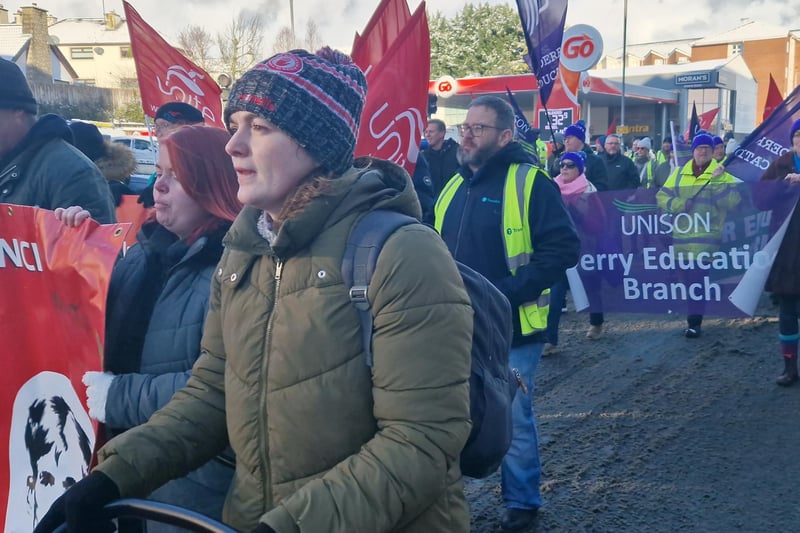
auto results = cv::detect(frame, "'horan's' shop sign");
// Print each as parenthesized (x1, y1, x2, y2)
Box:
(674, 71, 716, 87)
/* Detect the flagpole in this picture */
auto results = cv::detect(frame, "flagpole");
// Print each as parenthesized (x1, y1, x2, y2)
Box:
(289, 0, 295, 42)
(620, 0, 627, 142)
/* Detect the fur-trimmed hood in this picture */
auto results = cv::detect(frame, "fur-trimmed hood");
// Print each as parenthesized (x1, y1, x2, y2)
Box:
(96, 141, 137, 183)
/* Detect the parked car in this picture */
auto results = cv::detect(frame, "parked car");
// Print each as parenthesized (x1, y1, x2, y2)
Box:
(111, 136, 157, 176)
(128, 174, 151, 192)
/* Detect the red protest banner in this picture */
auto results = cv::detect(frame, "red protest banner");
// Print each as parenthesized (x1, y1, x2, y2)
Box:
(122, 1, 224, 128)
(0, 204, 127, 532)
(116, 195, 152, 252)
(351, 0, 412, 78)
(354, 2, 429, 176)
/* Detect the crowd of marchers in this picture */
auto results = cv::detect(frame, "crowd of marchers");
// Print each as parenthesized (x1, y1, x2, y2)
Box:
(3, 48, 800, 533)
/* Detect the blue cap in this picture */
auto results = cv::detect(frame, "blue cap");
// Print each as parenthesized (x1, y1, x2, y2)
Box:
(691, 133, 714, 151)
(560, 151, 585, 174)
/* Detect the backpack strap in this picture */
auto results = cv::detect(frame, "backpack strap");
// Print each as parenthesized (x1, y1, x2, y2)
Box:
(341, 210, 418, 367)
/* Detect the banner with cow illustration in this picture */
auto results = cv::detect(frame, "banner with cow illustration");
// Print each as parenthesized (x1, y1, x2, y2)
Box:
(0, 205, 126, 532)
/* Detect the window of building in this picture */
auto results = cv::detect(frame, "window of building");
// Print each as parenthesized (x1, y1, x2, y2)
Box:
(120, 46, 131, 58)
(75, 79, 96, 86)
(70, 47, 93, 60)
(729, 43, 743, 56)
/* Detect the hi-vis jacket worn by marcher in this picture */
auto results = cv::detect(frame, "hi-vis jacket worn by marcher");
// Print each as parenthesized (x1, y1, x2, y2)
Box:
(94, 160, 473, 533)
(434, 142, 580, 347)
(656, 158, 741, 253)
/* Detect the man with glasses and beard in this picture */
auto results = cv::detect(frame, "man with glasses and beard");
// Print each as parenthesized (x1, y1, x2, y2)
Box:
(434, 95, 579, 532)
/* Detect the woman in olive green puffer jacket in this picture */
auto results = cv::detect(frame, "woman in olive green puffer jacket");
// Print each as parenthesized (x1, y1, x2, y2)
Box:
(36, 47, 474, 533)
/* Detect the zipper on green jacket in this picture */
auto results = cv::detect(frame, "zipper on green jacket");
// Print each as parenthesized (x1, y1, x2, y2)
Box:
(259, 257, 283, 512)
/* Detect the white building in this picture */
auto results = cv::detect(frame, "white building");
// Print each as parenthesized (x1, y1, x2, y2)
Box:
(48, 11, 137, 89)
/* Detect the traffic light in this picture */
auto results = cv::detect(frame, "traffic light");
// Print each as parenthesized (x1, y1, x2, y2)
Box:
(427, 94, 438, 117)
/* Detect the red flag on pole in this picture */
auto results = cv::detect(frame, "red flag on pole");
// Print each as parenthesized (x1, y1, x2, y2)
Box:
(606, 117, 617, 136)
(698, 107, 719, 132)
(354, 2, 429, 176)
(763, 73, 784, 121)
(684, 104, 719, 140)
(122, 1, 224, 128)
(351, 0, 412, 78)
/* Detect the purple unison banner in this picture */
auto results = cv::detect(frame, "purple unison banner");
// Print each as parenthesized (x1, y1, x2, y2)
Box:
(724, 85, 800, 183)
(515, 0, 568, 107)
(568, 182, 800, 317)
(506, 87, 541, 158)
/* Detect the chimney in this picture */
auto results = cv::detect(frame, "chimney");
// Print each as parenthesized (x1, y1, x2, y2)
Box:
(0, 5, 8, 25)
(105, 10, 121, 30)
(46, 14, 56, 26)
(21, 5, 52, 84)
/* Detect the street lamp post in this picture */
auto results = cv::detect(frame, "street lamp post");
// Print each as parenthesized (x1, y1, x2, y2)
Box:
(289, 0, 295, 43)
(621, 0, 628, 144)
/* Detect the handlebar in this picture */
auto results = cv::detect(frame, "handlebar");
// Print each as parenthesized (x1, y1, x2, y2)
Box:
(51, 498, 239, 533)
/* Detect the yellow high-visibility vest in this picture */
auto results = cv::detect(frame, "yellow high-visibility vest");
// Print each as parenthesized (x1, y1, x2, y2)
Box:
(434, 163, 549, 335)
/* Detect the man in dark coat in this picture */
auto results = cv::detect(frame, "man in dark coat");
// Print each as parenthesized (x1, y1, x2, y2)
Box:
(423, 118, 460, 197)
(435, 96, 579, 532)
(0, 58, 115, 222)
(601, 134, 641, 190)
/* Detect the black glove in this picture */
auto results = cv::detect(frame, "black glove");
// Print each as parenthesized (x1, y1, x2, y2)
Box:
(33, 471, 120, 533)
(250, 523, 277, 533)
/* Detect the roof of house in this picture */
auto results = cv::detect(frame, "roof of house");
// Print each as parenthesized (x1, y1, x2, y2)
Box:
(48, 17, 130, 45)
(0, 24, 31, 60)
(608, 38, 699, 61)
(0, 23, 78, 80)
(693, 20, 791, 46)
(593, 54, 755, 82)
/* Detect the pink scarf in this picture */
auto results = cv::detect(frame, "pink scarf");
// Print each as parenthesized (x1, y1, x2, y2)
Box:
(555, 172, 591, 196)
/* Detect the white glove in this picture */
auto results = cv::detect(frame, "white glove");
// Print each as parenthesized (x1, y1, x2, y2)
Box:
(82, 371, 115, 423)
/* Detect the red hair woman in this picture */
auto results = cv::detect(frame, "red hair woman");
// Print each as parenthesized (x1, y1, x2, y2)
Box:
(52, 124, 242, 532)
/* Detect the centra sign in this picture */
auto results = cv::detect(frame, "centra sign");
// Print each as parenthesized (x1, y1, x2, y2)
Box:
(675, 72, 711, 86)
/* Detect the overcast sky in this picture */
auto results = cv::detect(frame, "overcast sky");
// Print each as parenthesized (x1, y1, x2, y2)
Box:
(9, 0, 800, 57)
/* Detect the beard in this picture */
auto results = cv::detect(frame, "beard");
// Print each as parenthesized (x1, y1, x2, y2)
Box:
(459, 142, 498, 169)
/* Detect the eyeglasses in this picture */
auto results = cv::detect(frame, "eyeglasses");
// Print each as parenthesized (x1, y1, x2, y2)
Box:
(560, 162, 577, 169)
(457, 123, 503, 137)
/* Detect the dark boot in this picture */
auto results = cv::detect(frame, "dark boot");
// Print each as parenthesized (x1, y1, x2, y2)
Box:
(776, 355, 799, 386)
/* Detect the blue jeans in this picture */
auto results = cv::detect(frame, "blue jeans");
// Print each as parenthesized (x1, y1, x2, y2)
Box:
(501, 342, 543, 510)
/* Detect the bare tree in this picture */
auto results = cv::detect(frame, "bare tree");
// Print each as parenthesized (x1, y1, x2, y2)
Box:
(177, 25, 215, 72)
(304, 19, 322, 52)
(272, 26, 297, 54)
(217, 11, 265, 81)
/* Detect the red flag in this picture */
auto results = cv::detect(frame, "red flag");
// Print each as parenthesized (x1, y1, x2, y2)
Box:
(351, 0, 412, 78)
(684, 105, 719, 140)
(698, 107, 719, 132)
(606, 117, 617, 136)
(763, 73, 783, 121)
(122, 1, 224, 128)
(354, 2, 429, 176)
